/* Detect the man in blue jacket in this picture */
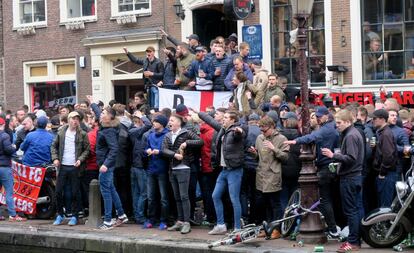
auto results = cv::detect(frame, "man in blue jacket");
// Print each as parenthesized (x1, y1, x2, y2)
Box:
(21, 116, 54, 167)
(285, 106, 340, 238)
(184, 46, 215, 91)
(143, 114, 170, 230)
(224, 56, 253, 91)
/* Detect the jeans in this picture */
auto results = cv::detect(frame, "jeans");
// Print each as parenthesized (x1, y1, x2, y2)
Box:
(189, 161, 199, 219)
(150, 86, 159, 109)
(240, 168, 256, 223)
(0, 167, 16, 216)
(255, 190, 282, 224)
(376, 171, 398, 207)
(198, 171, 217, 223)
(318, 169, 337, 232)
(170, 169, 191, 222)
(212, 168, 243, 229)
(147, 172, 169, 223)
(55, 165, 81, 217)
(340, 176, 363, 245)
(131, 167, 147, 223)
(99, 168, 125, 223)
(79, 170, 99, 211)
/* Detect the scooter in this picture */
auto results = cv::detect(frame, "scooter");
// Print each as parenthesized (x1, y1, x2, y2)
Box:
(35, 164, 57, 219)
(361, 161, 414, 248)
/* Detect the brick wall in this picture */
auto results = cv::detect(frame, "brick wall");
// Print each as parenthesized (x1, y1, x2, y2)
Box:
(2, 0, 181, 111)
(330, 0, 352, 84)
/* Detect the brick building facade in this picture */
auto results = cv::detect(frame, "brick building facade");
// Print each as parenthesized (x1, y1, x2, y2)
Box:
(1, 1, 413, 111)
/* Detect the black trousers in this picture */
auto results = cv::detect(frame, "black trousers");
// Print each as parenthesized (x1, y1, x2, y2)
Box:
(56, 165, 81, 217)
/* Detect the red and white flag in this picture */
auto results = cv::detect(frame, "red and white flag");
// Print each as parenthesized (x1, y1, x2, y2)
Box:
(159, 88, 232, 111)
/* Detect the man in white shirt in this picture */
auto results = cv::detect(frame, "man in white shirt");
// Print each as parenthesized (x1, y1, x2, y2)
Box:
(51, 111, 90, 226)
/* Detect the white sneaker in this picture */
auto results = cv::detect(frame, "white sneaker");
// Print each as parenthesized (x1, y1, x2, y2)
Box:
(208, 224, 227, 235)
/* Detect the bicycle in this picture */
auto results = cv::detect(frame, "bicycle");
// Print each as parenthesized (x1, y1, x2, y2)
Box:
(207, 189, 324, 248)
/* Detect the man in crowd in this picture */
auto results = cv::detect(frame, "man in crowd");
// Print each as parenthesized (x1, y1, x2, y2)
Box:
(184, 46, 215, 91)
(224, 56, 253, 91)
(322, 109, 364, 252)
(51, 111, 90, 226)
(124, 46, 164, 109)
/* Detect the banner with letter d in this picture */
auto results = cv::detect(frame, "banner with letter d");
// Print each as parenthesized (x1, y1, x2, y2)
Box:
(158, 88, 232, 111)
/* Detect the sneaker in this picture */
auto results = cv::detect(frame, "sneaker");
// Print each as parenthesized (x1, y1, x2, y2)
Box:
(337, 242, 360, 253)
(98, 222, 113, 230)
(0, 216, 5, 221)
(143, 221, 153, 229)
(257, 230, 267, 238)
(159, 222, 168, 230)
(68, 216, 77, 226)
(9, 215, 27, 222)
(271, 229, 281, 239)
(113, 214, 128, 227)
(208, 224, 227, 235)
(53, 215, 64, 225)
(180, 222, 191, 234)
(328, 228, 340, 239)
(167, 221, 183, 231)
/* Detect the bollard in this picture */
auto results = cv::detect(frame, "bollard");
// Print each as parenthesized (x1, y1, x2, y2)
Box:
(86, 179, 101, 228)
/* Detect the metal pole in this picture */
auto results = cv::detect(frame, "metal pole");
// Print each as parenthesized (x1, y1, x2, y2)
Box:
(295, 13, 327, 244)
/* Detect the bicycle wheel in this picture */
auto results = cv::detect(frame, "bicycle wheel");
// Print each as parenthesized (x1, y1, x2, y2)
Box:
(281, 189, 301, 237)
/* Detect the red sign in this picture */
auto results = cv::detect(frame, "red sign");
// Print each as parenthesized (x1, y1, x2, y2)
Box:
(320, 91, 414, 107)
(0, 161, 46, 214)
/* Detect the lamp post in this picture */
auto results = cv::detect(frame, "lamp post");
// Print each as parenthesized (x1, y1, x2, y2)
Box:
(291, 0, 327, 244)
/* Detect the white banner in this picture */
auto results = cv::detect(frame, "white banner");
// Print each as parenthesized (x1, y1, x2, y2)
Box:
(158, 88, 232, 111)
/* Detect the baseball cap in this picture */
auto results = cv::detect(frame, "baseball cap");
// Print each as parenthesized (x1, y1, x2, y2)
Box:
(248, 113, 260, 121)
(186, 34, 199, 41)
(281, 112, 297, 120)
(315, 106, 329, 118)
(145, 46, 155, 52)
(68, 111, 81, 119)
(195, 46, 205, 52)
(372, 109, 389, 120)
(250, 59, 262, 66)
(36, 116, 48, 129)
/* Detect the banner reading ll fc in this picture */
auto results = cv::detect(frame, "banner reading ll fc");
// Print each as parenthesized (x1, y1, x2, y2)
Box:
(158, 88, 232, 111)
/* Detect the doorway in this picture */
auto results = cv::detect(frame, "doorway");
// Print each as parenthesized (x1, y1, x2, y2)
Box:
(193, 5, 237, 48)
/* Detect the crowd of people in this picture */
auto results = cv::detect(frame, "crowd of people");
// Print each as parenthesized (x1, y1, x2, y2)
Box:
(0, 30, 414, 253)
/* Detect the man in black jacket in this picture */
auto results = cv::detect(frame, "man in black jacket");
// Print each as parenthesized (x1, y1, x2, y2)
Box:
(124, 46, 164, 109)
(198, 110, 246, 235)
(322, 109, 364, 253)
(371, 109, 398, 207)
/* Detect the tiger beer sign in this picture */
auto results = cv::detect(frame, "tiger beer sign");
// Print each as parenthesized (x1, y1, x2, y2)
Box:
(0, 161, 46, 214)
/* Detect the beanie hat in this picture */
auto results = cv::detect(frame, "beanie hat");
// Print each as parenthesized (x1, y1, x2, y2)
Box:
(175, 104, 189, 117)
(153, 114, 168, 128)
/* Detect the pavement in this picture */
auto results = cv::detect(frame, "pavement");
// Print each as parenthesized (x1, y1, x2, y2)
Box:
(0, 219, 399, 253)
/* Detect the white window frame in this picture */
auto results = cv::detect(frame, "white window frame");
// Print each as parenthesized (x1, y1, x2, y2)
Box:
(24, 59, 77, 110)
(13, 0, 47, 29)
(59, 0, 97, 23)
(111, 0, 151, 18)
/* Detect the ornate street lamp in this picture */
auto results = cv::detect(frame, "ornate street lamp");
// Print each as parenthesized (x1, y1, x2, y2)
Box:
(173, 0, 185, 20)
(291, 0, 327, 244)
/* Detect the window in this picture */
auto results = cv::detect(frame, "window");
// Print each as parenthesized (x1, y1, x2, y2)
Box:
(362, 0, 414, 82)
(60, 0, 96, 22)
(271, 0, 325, 86)
(111, 0, 151, 17)
(25, 59, 77, 110)
(13, 0, 47, 27)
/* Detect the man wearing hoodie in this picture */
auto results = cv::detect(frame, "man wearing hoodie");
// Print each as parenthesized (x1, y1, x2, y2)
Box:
(89, 96, 128, 230)
(144, 114, 170, 230)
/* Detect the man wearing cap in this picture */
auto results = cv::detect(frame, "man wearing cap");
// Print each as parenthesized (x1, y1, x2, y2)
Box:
(123, 46, 164, 109)
(184, 46, 215, 91)
(284, 106, 341, 238)
(20, 116, 54, 167)
(371, 109, 398, 207)
(160, 29, 200, 55)
(51, 111, 90, 226)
